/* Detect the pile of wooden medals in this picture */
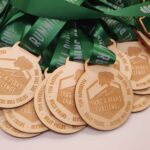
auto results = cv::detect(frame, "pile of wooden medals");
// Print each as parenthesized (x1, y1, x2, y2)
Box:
(0, 0, 150, 139)
(0, 38, 150, 138)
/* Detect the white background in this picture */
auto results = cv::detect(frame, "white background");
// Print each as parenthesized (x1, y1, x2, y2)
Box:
(1, 108, 150, 150)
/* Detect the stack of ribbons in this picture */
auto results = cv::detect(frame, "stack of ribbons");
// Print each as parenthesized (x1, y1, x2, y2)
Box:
(0, 0, 150, 138)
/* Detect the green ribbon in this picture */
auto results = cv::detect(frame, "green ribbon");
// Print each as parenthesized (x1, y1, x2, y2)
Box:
(70, 23, 83, 62)
(100, 17, 138, 42)
(91, 23, 112, 46)
(48, 30, 71, 72)
(0, 19, 28, 46)
(10, 0, 150, 20)
(0, 1, 10, 25)
(0, 0, 148, 71)
(20, 18, 65, 55)
(79, 26, 116, 64)
(90, 40, 116, 64)
(1, 11, 25, 28)
(85, 23, 117, 64)
(19, 0, 84, 55)
(48, 22, 116, 73)
(0, 4, 33, 47)
(0, 0, 8, 15)
(107, 0, 142, 7)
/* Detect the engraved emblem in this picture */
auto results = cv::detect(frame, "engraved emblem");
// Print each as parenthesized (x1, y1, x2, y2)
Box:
(57, 70, 83, 114)
(75, 66, 133, 130)
(0, 46, 42, 108)
(34, 79, 85, 134)
(126, 47, 150, 81)
(45, 61, 86, 126)
(0, 56, 32, 95)
(117, 41, 150, 90)
(87, 72, 124, 119)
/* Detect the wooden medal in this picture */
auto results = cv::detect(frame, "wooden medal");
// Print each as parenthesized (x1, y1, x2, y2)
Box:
(3, 100, 48, 134)
(34, 78, 86, 134)
(132, 94, 150, 112)
(45, 60, 86, 126)
(0, 109, 40, 138)
(0, 44, 42, 108)
(75, 64, 133, 130)
(117, 41, 150, 90)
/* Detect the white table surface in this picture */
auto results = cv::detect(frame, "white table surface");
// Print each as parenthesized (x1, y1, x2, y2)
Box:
(1, 108, 150, 150)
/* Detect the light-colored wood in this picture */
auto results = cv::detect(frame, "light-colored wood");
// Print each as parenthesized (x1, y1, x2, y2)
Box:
(34, 78, 86, 134)
(0, 109, 39, 138)
(117, 41, 150, 90)
(0, 46, 42, 108)
(3, 100, 48, 134)
(45, 60, 86, 126)
(134, 88, 150, 95)
(75, 66, 133, 131)
(136, 31, 150, 48)
(132, 94, 150, 112)
(109, 45, 132, 80)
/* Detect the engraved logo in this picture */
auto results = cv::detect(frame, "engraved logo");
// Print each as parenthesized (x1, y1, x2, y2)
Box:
(127, 47, 150, 81)
(0, 56, 32, 95)
(57, 69, 83, 114)
(87, 72, 124, 119)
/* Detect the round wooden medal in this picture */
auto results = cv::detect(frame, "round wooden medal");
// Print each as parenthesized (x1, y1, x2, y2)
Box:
(0, 44, 42, 108)
(34, 78, 86, 134)
(0, 109, 39, 138)
(117, 41, 150, 90)
(3, 100, 48, 134)
(132, 94, 150, 112)
(45, 60, 86, 126)
(75, 65, 133, 131)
